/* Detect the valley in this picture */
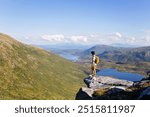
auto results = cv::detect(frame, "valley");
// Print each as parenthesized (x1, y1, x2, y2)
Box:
(40, 44, 150, 76)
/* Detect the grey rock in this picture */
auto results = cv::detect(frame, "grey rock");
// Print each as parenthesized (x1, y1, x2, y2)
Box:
(146, 70, 150, 78)
(76, 75, 150, 100)
(134, 80, 150, 87)
(147, 70, 150, 75)
(84, 77, 92, 87)
(138, 87, 150, 99)
(96, 76, 133, 87)
(75, 87, 94, 100)
(84, 76, 133, 90)
(106, 86, 126, 95)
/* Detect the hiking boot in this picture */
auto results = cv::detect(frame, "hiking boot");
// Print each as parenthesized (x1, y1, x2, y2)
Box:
(89, 75, 93, 78)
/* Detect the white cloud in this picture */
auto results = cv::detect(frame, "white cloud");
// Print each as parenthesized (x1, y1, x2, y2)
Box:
(39, 32, 150, 46)
(91, 32, 123, 45)
(106, 32, 123, 42)
(126, 37, 136, 43)
(70, 36, 88, 43)
(41, 34, 65, 43)
(122, 36, 150, 46)
(145, 36, 150, 42)
(114, 32, 122, 38)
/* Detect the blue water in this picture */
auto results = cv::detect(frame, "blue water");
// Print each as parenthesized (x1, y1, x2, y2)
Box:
(59, 53, 79, 61)
(97, 68, 144, 81)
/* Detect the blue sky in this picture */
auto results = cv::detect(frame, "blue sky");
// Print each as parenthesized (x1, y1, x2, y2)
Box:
(0, 0, 150, 46)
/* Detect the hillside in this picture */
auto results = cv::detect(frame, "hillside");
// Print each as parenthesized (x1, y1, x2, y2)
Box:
(76, 45, 150, 75)
(79, 45, 150, 63)
(78, 45, 124, 59)
(78, 44, 150, 63)
(100, 46, 150, 63)
(0, 33, 87, 99)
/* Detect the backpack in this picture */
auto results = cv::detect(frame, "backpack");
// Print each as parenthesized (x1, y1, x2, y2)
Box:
(95, 56, 100, 64)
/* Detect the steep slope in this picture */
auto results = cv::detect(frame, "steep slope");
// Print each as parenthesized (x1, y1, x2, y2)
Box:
(0, 33, 87, 99)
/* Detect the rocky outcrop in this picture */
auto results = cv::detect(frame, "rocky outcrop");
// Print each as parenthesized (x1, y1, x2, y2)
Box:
(76, 76, 150, 100)
(75, 87, 93, 100)
(138, 87, 150, 99)
(84, 76, 133, 89)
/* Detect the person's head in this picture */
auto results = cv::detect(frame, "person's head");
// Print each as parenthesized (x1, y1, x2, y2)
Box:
(91, 51, 95, 55)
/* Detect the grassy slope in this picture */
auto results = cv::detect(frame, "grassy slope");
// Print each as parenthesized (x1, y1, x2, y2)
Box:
(0, 33, 87, 99)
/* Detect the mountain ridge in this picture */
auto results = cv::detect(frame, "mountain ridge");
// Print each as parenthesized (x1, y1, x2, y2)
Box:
(77, 44, 150, 63)
(99, 46, 150, 63)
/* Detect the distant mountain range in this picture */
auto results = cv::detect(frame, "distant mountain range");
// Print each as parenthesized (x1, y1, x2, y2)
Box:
(110, 43, 139, 48)
(37, 44, 91, 50)
(37, 43, 150, 64)
(78, 45, 122, 57)
(78, 44, 150, 63)
(0, 33, 87, 99)
(99, 46, 150, 63)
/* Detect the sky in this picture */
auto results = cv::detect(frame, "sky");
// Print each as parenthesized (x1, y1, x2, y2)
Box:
(0, 0, 150, 46)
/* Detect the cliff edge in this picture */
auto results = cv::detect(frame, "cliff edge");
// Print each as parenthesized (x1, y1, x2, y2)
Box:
(76, 75, 150, 100)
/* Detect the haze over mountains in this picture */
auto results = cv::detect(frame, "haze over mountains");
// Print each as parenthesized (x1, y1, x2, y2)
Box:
(39, 43, 150, 64)
(37, 43, 150, 76)
(0, 33, 87, 99)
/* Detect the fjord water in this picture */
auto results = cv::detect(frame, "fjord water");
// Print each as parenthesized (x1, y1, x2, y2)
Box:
(97, 68, 144, 81)
(58, 52, 79, 61)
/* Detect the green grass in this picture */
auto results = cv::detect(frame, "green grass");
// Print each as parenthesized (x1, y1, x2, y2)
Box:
(0, 33, 87, 99)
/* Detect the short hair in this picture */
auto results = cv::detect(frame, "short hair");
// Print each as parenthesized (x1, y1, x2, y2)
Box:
(91, 51, 95, 55)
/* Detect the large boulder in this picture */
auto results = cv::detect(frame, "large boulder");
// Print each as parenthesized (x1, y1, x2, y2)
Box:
(76, 75, 150, 100)
(84, 76, 133, 89)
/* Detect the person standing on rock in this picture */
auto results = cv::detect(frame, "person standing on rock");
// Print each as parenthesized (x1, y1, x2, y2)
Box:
(91, 51, 100, 80)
